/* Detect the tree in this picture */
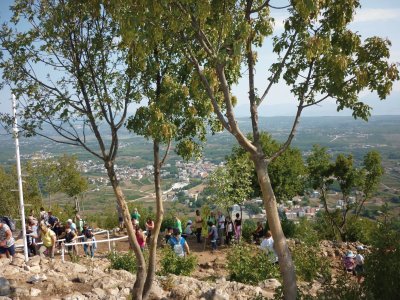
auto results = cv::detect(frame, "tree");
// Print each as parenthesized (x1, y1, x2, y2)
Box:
(57, 155, 89, 212)
(0, 1, 145, 297)
(109, 2, 216, 297)
(152, 1, 398, 298)
(0, 164, 43, 219)
(208, 158, 253, 213)
(229, 133, 306, 202)
(307, 145, 384, 241)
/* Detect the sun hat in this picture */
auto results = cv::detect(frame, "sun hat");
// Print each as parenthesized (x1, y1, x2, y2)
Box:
(346, 250, 355, 258)
(67, 219, 73, 223)
(356, 245, 364, 251)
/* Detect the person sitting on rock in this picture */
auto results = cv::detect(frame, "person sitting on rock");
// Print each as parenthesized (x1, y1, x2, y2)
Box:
(168, 228, 190, 257)
(260, 230, 278, 263)
(38, 221, 56, 258)
(252, 221, 264, 244)
(342, 250, 356, 272)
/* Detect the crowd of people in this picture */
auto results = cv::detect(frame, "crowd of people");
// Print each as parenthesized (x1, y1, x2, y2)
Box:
(1, 207, 366, 285)
(0, 208, 97, 261)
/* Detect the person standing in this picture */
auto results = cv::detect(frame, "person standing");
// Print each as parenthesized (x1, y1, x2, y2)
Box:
(208, 221, 218, 253)
(0, 222, 15, 260)
(67, 219, 77, 233)
(194, 209, 203, 243)
(38, 221, 56, 258)
(174, 215, 182, 234)
(354, 246, 365, 283)
(168, 228, 190, 257)
(145, 217, 154, 242)
(234, 213, 242, 242)
(76, 214, 84, 234)
(217, 211, 225, 246)
(225, 216, 234, 245)
(82, 225, 96, 258)
(131, 208, 141, 225)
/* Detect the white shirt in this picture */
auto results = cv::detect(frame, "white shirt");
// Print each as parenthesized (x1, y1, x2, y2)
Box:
(260, 237, 278, 263)
(355, 253, 364, 265)
(218, 215, 225, 229)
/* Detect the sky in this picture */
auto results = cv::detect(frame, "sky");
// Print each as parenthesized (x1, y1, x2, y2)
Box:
(0, 0, 399, 117)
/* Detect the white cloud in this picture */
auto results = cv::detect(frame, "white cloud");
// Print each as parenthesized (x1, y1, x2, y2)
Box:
(353, 8, 400, 23)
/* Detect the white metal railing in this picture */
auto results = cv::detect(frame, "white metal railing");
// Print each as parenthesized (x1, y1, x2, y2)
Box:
(61, 235, 129, 262)
(15, 229, 110, 249)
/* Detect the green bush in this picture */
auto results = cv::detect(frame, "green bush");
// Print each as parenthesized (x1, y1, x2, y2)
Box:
(227, 243, 279, 285)
(107, 251, 137, 274)
(292, 244, 331, 282)
(242, 219, 257, 243)
(293, 218, 319, 246)
(343, 216, 374, 244)
(363, 219, 400, 300)
(159, 247, 197, 276)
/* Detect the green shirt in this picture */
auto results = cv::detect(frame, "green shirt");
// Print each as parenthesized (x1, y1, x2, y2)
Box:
(131, 212, 141, 221)
(175, 219, 182, 234)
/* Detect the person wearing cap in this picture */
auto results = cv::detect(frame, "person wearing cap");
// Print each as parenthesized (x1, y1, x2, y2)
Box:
(342, 250, 356, 272)
(39, 221, 56, 258)
(184, 220, 193, 238)
(354, 246, 365, 283)
(168, 228, 190, 257)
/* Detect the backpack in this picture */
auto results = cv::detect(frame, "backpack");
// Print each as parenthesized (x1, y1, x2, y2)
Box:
(0, 216, 16, 232)
(170, 237, 184, 257)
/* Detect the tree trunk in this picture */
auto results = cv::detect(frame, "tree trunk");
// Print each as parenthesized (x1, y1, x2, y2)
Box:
(142, 141, 164, 299)
(105, 161, 147, 300)
(254, 158, 297, 300)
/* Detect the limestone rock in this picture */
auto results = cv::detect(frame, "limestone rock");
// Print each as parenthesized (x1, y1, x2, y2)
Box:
(62, 292, 86, 300)
(92, 287, 107, 299)
(30, 287, 42, 297)
(92, 276, 120, 290)
(11, 257, 25, 268)
(259, 278, 281, 291)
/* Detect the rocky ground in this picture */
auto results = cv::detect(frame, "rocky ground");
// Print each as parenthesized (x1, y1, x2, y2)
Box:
(0, 233, 366, 300)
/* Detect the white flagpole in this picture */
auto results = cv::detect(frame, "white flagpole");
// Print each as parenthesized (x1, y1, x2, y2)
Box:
(12, 94, 29, 262)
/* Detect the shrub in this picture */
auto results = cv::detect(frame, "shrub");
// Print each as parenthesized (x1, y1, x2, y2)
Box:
(107, 251, 137, 274)
(242, 219, 256, 243)
(363, 218, 400, 300)
(292, 243, 331, 282)
(227, 243, 279, 285)
(293, 218, 319, 246)
(159, 247, 197, 276)
(343, 216, 374, 244)
(311, 271, 365, 300)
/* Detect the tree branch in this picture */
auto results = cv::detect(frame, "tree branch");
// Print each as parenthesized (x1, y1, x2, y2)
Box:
(259, 32, 297, 105)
